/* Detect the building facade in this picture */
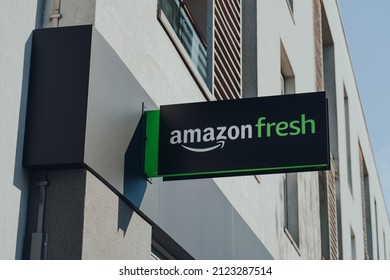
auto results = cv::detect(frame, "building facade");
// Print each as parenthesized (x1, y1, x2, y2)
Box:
(0, 0, 389, 260)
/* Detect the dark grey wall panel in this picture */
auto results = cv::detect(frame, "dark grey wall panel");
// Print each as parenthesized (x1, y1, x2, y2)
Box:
(24, 169, 86, 259)
(23, 25, 157, 191)
(24, 25, 93, 168)
(43, 169, 86, 259)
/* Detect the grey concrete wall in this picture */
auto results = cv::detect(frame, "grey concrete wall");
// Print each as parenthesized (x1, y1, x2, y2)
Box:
(82, 171, 152, 260)
(43, 170, 86, 259)
(25, 170, 86, 259)
(24, 169, 152, 260)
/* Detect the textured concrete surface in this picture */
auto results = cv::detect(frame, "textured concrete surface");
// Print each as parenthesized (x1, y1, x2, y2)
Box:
(82, 171, 151, 260)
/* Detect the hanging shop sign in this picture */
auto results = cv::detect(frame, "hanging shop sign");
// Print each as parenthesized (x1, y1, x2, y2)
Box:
(144, 92, 329, 180)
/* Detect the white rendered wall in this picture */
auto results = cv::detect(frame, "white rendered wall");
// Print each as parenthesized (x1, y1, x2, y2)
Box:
(94, 0, 207, 107)
(94, 0, 323, 259)
(0, 0, 39, 259)
(6, 0, 385, 260)
(218, 0, 322, 259)
(322, 0, 390, 259)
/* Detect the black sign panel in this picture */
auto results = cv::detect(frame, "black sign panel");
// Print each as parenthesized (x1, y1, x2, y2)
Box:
(157, 92, 329, 180)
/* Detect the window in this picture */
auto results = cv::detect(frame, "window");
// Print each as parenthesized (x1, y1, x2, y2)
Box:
(158, 0, 242, 100)
(284, 173, 299, 246)
(281, 41, 298, 247)
(158, 0, 207, 82)
(374, 199, 379, 259)
(287, 0, 294, 12)
(286, 0, 294, 18)
(360, 146, 373, 259)
(344, 89, 353, 192)
(351, 227, 356, 260)
(321, 3, 343, 258)
(280, 42, 295, 95)
(384, 231, 387, 260)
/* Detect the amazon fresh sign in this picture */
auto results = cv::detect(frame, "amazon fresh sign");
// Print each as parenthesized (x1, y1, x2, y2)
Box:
(144, 92, 330, 180)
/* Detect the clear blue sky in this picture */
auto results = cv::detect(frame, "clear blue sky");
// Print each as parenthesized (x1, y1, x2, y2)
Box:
(338, 0, 390, 216)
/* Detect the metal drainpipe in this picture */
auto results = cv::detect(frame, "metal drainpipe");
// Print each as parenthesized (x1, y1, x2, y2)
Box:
(30, 172, 49, 260)
(30, 0, 61, 260)
(49, 0, 62, 27)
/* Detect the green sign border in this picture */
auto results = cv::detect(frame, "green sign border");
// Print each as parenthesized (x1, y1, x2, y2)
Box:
(144, 109, 329, 179)
(162, 163, 328, 179)
(144, 110, 160, 178)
